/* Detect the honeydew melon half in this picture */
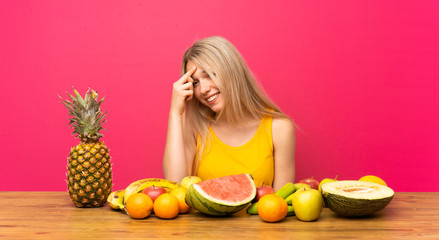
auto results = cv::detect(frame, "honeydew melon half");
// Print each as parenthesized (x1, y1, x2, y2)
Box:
(321, 180, 394, 217)
(185, 174, 256, 216)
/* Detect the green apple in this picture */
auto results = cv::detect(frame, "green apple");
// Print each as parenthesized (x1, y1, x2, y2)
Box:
(291, 188, 323, 221)
(180, 176, 202, 189)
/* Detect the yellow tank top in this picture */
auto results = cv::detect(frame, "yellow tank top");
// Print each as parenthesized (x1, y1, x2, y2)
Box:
(196, 115, 274, 187)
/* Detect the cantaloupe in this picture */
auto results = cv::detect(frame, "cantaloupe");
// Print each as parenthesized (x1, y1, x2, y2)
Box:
(185, 174, 256, 216)
(321, 180, 394, 217)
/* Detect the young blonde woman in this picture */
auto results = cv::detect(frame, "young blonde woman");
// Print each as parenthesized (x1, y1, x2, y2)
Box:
(163, 36, 295, 190)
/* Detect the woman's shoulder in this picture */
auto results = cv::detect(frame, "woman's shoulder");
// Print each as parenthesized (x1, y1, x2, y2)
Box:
(271, 115, 295, 139)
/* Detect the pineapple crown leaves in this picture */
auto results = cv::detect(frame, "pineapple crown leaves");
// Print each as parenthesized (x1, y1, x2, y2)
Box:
(59, 87, 107, 143)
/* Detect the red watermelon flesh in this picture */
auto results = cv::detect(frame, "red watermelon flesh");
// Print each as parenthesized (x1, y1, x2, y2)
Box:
(185, 174, 256, 215)
(197, 174, 255, 203)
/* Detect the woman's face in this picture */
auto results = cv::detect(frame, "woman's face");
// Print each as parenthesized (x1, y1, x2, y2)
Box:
(186, 61, 223, 113)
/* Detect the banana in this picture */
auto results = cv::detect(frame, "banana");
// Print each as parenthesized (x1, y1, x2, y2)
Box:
(107, 190, 125, 210)
(287, 205, 295, 216)
(123, 178, 178, 204)
(285, 193, 294, 205)
(275, 182, 296, 199)
(246, 202, 258, 215)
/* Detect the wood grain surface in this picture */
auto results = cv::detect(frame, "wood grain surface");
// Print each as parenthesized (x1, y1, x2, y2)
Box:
(0, 192, 438, 239)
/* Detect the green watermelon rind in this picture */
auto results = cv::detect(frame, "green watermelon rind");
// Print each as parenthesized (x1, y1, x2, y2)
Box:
(185, 174, 256, 216)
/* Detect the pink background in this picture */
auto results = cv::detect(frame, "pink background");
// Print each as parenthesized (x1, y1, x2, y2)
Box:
(1, 1, 438, 192)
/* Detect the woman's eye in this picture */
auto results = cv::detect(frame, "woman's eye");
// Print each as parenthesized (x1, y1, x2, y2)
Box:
(192, 81, 199, 86)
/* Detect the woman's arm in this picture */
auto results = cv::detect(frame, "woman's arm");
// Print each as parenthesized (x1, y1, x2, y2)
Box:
(271, 117, 296, 191)
(163, 67, 197, 182)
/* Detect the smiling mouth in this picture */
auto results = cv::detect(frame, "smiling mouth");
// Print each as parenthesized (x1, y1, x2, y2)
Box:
(206, 93, 219, 103)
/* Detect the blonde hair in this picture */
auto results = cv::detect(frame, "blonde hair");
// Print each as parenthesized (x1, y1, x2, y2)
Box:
(181, 36, 289, 174)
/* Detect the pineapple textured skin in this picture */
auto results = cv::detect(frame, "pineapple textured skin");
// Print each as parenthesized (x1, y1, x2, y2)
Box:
(67, 142, 112, 207)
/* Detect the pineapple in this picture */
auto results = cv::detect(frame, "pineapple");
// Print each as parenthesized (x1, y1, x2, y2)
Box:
(59, 88, 112, 207)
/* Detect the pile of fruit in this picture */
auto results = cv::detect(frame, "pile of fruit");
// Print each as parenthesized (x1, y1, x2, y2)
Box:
(247, 175, 394, 222)
(107, 174, 394, 222)
(107, 176, 202, 219)
(247, 181, 322, 222)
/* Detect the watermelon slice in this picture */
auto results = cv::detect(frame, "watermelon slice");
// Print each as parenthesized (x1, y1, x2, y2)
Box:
(185, 174, 256, 216)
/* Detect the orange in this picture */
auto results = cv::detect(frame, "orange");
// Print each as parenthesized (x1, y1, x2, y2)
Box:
(257, 194, 288, 223)
(153, 193, 180, 219)
(170, 186, 191, 214)
(125, 193, 153, 219)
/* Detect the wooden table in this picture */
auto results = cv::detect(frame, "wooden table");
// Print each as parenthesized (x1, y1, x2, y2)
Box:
(0, 192, 438, 239)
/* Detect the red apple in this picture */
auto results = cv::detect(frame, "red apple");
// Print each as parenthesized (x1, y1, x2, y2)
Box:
(299, 177, 320, 190)
(254, 185, 275, 202)
(142, 186, 167, 202)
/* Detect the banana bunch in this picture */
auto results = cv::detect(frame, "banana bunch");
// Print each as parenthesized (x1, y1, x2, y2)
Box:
(107, 178, 178, 210)
(247, 182, 296, 216)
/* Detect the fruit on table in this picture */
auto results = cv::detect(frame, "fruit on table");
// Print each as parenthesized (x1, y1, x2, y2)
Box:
(60, 88, 112, 207)
(294, 183, 311, 190)
(286, 205, 295, 216)
(107, 190, 125, 210)
(246, 202, 258, 215)
(124, 178, 178, 205)
(321, 180, 394, 217)
(299, 177, 320, 190)
(275, 182, 296, 199)
(287, 183, 311, 205)
(359, 175, 387, 186)
(143, 186, 167, 202)
(254, 185, 275, 202)
(247, 182, 295, 215)
(170, 186, 191, 214)
(125, 193, 153, 219)
(318, 176, 338, 192)
(185, 174, 256, 216)
(285, 193, 294, 205)
(292, 188, 323, 221)
(154, 193, 180, 219)
(180, 176, 202, 189)
(318, 176, 339, 207)
(257, 194, 288, 223)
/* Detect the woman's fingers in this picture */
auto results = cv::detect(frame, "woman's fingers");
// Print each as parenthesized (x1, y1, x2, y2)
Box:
(178, 66, 197, 84)
(172, 79, 194, 104)
(181, 82, 194, 101)
(183, 89, 193, 101)
(174, 81, 193, 93)
(186, 66, 197, 76)
(170, 66, 197, 115)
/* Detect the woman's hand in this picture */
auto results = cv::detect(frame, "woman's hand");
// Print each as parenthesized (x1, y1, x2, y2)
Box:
(164, 66, 198, 182)
(170, 66, 197, 115)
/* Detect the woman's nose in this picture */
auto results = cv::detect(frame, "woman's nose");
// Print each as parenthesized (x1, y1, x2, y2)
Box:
(200, 79, 211, 94)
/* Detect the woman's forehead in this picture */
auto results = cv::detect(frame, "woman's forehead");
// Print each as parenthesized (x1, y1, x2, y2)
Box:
(186, 60, 213, 75)
(186, 60, 199, 70)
